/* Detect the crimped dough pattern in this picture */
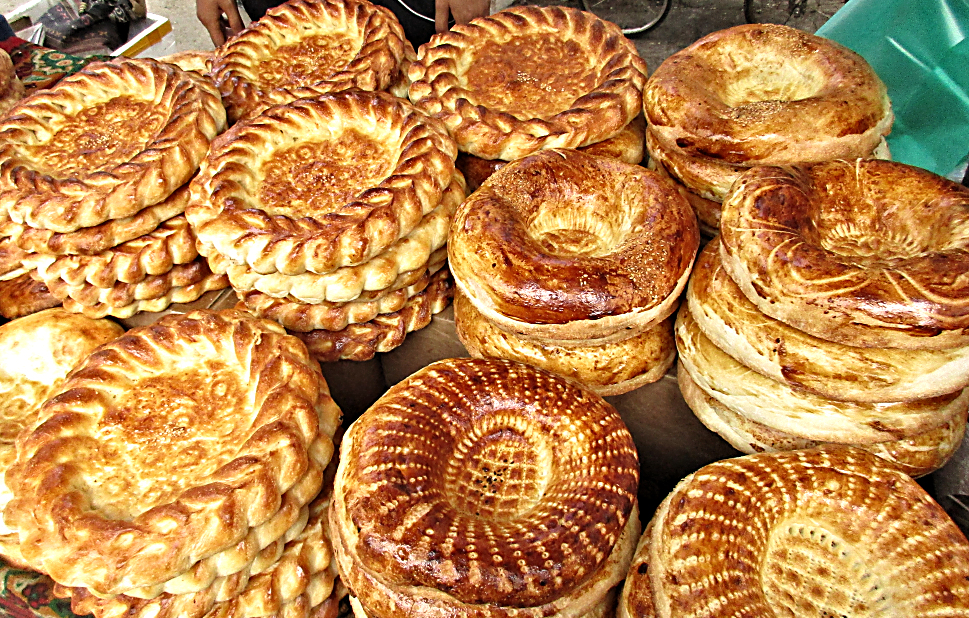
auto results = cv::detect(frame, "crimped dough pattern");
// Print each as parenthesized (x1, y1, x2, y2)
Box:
(407, 6, 647, 160)
(295, 265, 454, 362)
(187, 91, 457, 276)
(642, 447, 969, 617)
(212, 0, 410, 123)
(0, 59, 226, 232)
(3, 309, 341, 596)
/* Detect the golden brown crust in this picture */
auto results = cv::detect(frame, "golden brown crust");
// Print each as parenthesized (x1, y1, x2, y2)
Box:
(295, 265, 454, 362)
(675, 306, 969, 444)
(3, 309, 341, 596)
(208, 175, 464, 304)
(0, 273, 60, 319)
(449, 149, 698, 342)
(458, 114, 646, 192)
(0, 308, 123, 568)
(616, 519, 656, 618)
(678, 366, 967, 478)
(645, 154, 721, 237)
(455, 291, 675, 397)
(29, 214, 198, 290)
(407, 6, 647, 160)
(187, 90, 457, 276)
(59, 267, 229, 320)
(0, 50, 24, 119)
(212, 0, 410, 123)
(719, 160, 969, 350)
(239, 256, 445, 332)
(158, 50, 213, 75)
(646, 446, 969, 617)
(330, 357, 640, 618)
(15, 183, 192, 256)
(0, 59, 226, 232)
(0, 226, 30, 281)
(689, 239, 969, 402)
(643, 23, 893, 166)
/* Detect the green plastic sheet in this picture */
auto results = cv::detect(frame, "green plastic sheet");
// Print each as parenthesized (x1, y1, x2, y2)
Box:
(817, 0, 969, 177)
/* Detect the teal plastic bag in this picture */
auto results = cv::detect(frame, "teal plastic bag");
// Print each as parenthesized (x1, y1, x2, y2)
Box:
(817, 0, 969, 177)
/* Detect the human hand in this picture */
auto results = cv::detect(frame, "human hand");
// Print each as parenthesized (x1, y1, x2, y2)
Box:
(196, 0, 245, 47)
(434, 0, 490, 33)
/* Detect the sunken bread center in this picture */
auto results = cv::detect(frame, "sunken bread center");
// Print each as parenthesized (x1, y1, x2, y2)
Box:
(258, 128, 395, 217)
(92, 360, 248, 517)
(32, 97, 164, 177)
(464, 34, 598, 118)
(258, 33, 361, 90)
(762, 518, 890, 616)
(716, 58, 826, 108)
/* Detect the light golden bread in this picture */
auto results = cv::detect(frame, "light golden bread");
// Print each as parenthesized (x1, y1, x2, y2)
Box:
(158, 50, 213, 75)
(3, 309, 341, 596)
(689, 239, 969, 402)
(644, 23, 892, 167)
(719, 160, 969, 350)
(294, 265, 454, 362)
(675, 306, 969, 444)
(57, 266, 228, 320)
(239, 256, 446, 332)
(0, 49, 24, 119)
(15, 183, 192, 256)
(212, 0, 410, 123)
(29, 214, 198, 289)
(454, 291, 676, 397)
(0, 309, 123, 568)
(677, 366, 967, 478)
(329, 357, 640, 618)
(407, 6, 647, 160)
(457, 114, 647, 192)
(645, 153, 721, 237)
(449, 149, 698, 343)
(616, 517, 656, 618)
(208, 175, 464, 304)
(643, 446, 969, 616)
(0, 59, 226, 233)
(187, 90, 457, 276)
(0, 226, 30, 281)
(0, 273, 60, 319)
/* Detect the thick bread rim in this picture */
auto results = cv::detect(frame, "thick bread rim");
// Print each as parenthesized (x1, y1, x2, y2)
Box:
(0, 273, 60, 319)
(3, 309, 341, 595)
(239, 252, 447, 332)
(677, 366, 967, 479)
(449, 149, 698, 343)
(646, 446, 969, 617)
(407, 6, 647, 161)
(212, 0, 410, 124)
(719, 160, 969, 350)
(60, 269, 229, 320)
(0, 59, 226, 233)
(454, 291, 675, 397)
(205, 174, 464, 304)
(616, 514, 657, 618)
(675, 307, 969, 444)
(645, 155, 721, 238)
(15, 183, 191, 256)
(643, 23, 893, 166)
(295, 265, 454, 362)
(187, 90, 457, 276)
(29, 214, 198, 289)
(690, 239, 969, 402)
(329, 357, 639, 614)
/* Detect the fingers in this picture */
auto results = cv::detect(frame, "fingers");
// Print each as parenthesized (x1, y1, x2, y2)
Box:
(434, 0, 450, 33)
(196, 0, 244, 47)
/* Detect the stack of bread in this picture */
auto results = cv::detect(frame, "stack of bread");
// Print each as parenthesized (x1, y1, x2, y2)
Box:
(677, 159, 969, 478)
(619, 445, 969, 617)
(0, 58, 229, 320)
(406, 5, 649, 192)
(187, 89, 461, 362)
(643, 23, 894, 237)
(330, 357, 640, 618)
(0, 49, 24, 119)
(450, 148, 698, 396)
(2, 309, 344, 618)
(210, 0, 415, 125)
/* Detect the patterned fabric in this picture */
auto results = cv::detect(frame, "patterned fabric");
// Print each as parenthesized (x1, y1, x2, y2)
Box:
(0, 563, 79, 618)
(0, 36, 107, 91)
